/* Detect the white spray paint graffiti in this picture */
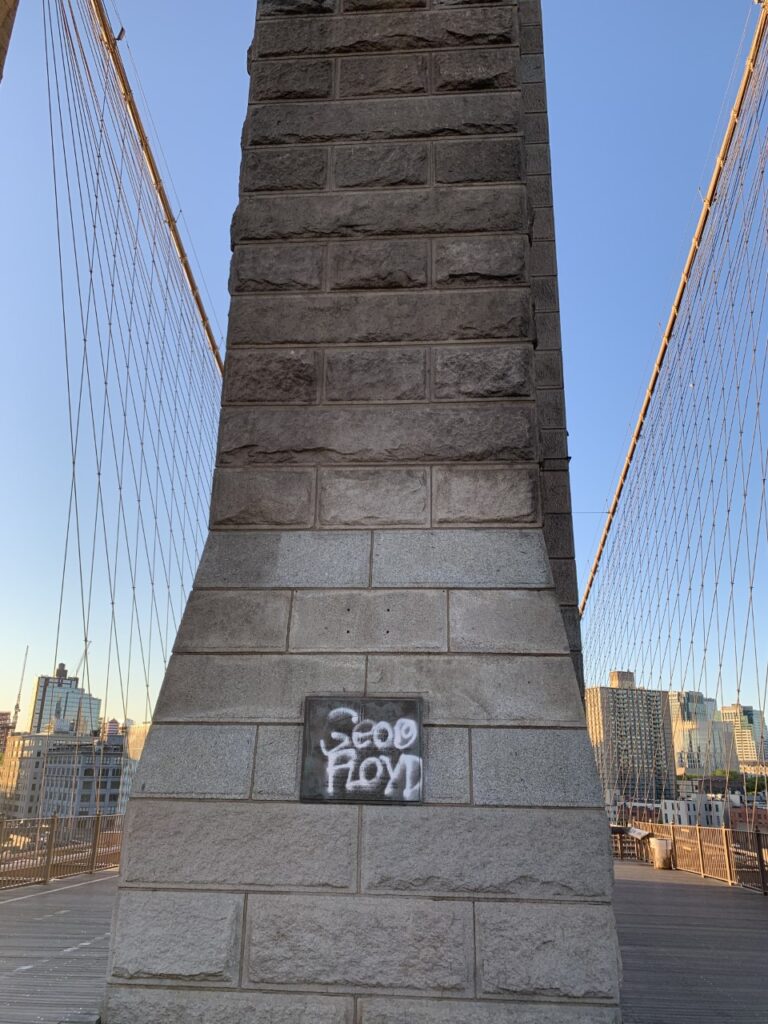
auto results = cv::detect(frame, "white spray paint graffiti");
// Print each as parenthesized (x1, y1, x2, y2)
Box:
(319, 706, 422, 801)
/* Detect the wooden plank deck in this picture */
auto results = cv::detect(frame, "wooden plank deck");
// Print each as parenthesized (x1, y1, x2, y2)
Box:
(0, 873, 115, 1024)
(614, 860, 768, 1023)
(0, 863, 765, 1023)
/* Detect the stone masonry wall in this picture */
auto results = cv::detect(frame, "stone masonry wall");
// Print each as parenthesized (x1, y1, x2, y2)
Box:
(103, 2, 621, 1022)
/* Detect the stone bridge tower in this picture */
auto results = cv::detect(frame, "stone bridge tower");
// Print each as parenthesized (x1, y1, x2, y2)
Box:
(104, 2, 622, 1022)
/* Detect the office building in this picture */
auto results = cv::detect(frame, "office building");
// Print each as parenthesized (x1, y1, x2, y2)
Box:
(586, 670, 677, 815)
(668, 690, 737, 776)
(0, 711, 11, 756)
(29, 663, 101, 735)
(717, 704, 767, 769)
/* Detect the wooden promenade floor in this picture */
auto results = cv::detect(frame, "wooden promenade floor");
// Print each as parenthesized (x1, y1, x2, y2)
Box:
(0, 863, 766, 1023)
(614, 861, 768, 1023)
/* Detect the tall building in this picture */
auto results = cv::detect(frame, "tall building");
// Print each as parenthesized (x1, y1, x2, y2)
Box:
(717, 703, 767, 768)
(585, 670, 677, 815)
(29, 662, 101, 735)
(40, 732, 141, 818)
(0, 723, 146, 818)
(0, 711, 11, 756)
(668, 690, 737, 776)
(0, 729, 67, 817)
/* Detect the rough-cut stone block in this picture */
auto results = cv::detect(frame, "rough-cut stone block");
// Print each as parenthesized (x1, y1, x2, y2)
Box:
(476, 902, 620, 1000)
(531, 239, 556, 277)
(434, 47, 517, 92)
(174, 590, 291, 653)
(326, 348, 427, 401)
(339, 54, 428, 96)
(195, 531, 370, 588)
(133, 725, 256, 798)
(257, 10, 517, 59)
(346, 0, 427, 9)
(543, 512, 575, 559)
(154, 654, 365, 722)
(434, 236, 527, 288)
(433, 345, 533, 399)
(241, 147, 327, 192)
(532, 275, 558, 312)
(541, 471, 572, 513)
(532, 206, 555, 242)
(334, 143, 428, 188)
(561, 606, 583, 654)
(230, 244, 324, 293)
(435, 138, 524, 184)
(232, 186, 525, 241)
(518, 0, 543, 25)
(472, 728, 603, 806)
(246, 94, 519, 146)
(538, 389, 566, 426)
(449, 589, 569, 654)
(289, 589, 447, 652)
(319, 468, 428, 526)
(122, 800, 357, 889)
(523, 110, 548, 143)
(551, 558, 579, 604)
(540, 427, 568, 460)
(432, 466, 539, 524)
(259, 0, 334, 13)
(224, 349, 319, 404)
(520, 22, 544, 55)
(211, 468, 315, 527)
(372, 529, 551, 587)
(219, 404, 536, 466)
(422, 727, 469, 802)
(111, 891, 242, 983)
(535, 349, 563, 388)
(362, 806, 612, 898)
(247, 894, 474, 993)
(367, 654, 584, 725)
(253, 725, 302, 799)
(360, 998, 621, 1024)
(522, 82, 547, 113)
(229, 291, 529, 347)
(330, 240, 428, 290)
(250, 59, 333, 101)
(533, 309, 560, 349)
(526, 141, 550, 173)
(104, 989, 354, 1024)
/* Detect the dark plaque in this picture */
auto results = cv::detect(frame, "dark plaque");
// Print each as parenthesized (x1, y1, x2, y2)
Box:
(300, 697, 423, 803)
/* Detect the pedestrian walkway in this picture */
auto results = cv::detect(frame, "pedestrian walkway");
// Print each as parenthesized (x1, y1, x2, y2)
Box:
(614, 860, 768, 1023)
(0, 873, 115, 1024)
(0, 864, 766, 1023)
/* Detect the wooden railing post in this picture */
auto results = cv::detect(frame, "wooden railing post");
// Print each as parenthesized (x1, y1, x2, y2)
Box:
(696, 824, 705, 876)
(670, 823, 677, 868)
(43, 814, 58, 884)
(88, 813, 102, 874)
(756, 828, 768, 896)
(723, 826, 734, 885)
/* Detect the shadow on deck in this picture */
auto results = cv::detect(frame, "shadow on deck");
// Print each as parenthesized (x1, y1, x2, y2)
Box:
(0, 864, 766, 1023)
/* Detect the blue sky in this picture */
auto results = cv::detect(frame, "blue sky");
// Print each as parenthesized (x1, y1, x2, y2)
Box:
(0, 1, 759, 722)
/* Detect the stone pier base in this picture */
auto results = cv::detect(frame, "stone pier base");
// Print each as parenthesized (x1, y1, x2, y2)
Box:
(103, 2, 622, 1021)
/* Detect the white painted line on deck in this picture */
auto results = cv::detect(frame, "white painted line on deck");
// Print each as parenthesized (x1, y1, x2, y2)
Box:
(0, 872, 117, 905)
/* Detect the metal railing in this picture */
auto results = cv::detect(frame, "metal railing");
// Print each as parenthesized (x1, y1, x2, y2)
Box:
(0, 813, 123, 890)
(613, 820, 768, 894)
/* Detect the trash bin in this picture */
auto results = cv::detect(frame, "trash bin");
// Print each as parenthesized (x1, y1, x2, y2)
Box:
(649, 837, 672, 870)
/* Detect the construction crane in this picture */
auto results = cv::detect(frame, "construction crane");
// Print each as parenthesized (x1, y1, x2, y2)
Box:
(11, 644, 28, 730)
